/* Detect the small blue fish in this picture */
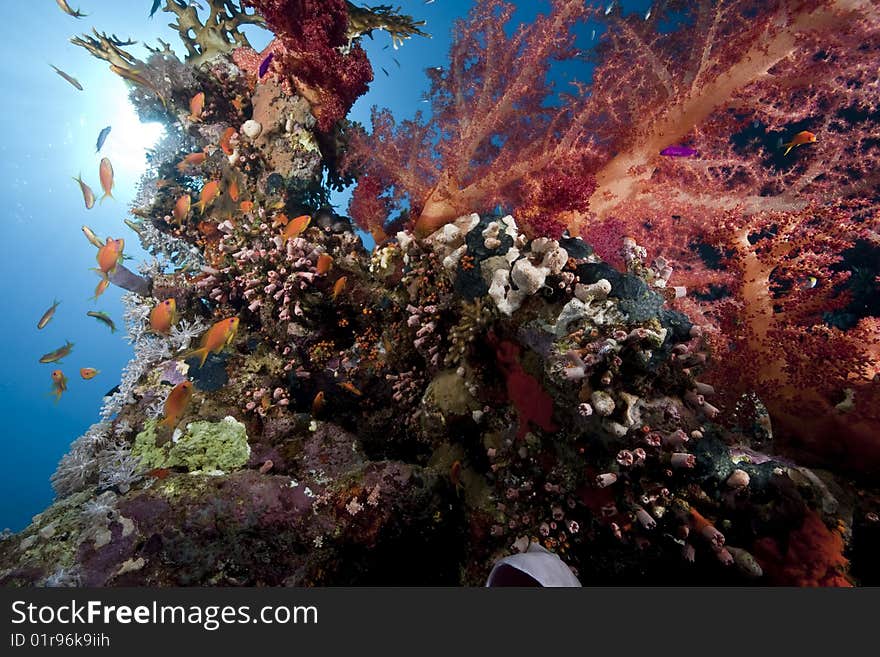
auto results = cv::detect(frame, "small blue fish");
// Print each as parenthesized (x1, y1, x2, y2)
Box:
(660, 145, 699, 158)
(95, 126, 111, 153)
(259, 52, 274, 78)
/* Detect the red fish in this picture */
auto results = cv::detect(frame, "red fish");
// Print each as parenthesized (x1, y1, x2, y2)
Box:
(95, 238, 124, 277)
(150, 298, 177, 335)
(311, 391, 325, 415)
(281, 214, 311, 243)
(173, 194, 191, 225)
(188, 91, 205, 122)
(782, 130, 816, 156)
(176, 151, 207, 173)
(219, 127, 237, 156)
(337, 381, 362, 396)
(450, 460, 462, 491)
(332, 276, 347, 301)
(92, 278, 110, 301)
(160, 380, 193, 429)
(80, 367, 99, 380)
(228, 178, 240, 202)
(98, 157, 114, 202)
(50, 370, 68, 402)
(195, 181, 220, 214)
(316, 253, 333, 275)
(183, 317, 239, 367)
(73, 174, 96, 209)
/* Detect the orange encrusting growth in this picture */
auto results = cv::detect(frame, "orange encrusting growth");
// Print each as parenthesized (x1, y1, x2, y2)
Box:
(753, 510, 852, 587)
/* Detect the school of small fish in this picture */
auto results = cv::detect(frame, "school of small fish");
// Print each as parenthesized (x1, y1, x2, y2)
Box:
(47, 59, 248, 412)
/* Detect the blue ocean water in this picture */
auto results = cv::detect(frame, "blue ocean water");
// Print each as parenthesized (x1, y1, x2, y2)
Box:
(0, 0, 649, 532)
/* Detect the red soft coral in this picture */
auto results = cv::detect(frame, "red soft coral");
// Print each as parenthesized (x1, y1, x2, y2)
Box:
(346, 0, 601, 237)
(705, 202, 880, 470)
(754, 510, 852, 587)
(348, 172, 391, 242)
(490, 336, 558, 440)
(245, 0, 373, 131)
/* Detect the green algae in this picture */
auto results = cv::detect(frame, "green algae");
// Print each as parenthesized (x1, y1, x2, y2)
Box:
(132, 416, 250, 473)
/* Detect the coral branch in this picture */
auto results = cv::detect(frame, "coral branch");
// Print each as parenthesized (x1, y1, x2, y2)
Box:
(70, 29, 141, 70)
(345, 2, 429, 49)
(161, 0, 265, 65)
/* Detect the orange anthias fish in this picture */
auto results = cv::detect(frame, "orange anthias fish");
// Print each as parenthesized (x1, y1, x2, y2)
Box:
(281, 215, 311, 243)
(173, 194, 191, 225)
(92, 278, 110, 301)
(50, 370, 68, 402)
(96, 238, 124, 277)
(150, 298, 178, 335)
(80, 367, 99, 380)
(183, 317, 239, 367)
(337, 381, 362, 396)
(450, 459, 462, 491)
(188, 91, 205, 122)
(40, 341, 74, 364)
(332, 276, 348, 300)
(240, 200, 254, 213)
(73, 174, 95, 209)
(782, 130, 816, 156)
(219, 127, 237, 156)
(37, 299, 61, 330)
(227, 178, 240, 202)
(195, 181, 220, 215)
(316, 253, 333, 275)
(311, 391, 325, 415)
(177, 151, 207, 173)
(160, 380, 193, 429)
(98, 157, 114, 202)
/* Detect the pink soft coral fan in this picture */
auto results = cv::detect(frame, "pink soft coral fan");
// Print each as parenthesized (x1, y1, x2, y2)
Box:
(245, 0, 373, 132)
(705, 202, 880, 471)
(579, 0, 880, 234)
(346, 0, 602, 237)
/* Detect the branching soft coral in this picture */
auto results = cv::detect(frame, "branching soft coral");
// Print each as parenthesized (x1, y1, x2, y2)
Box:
(245, 0, 374, 132)
(161, 0, 265, 65)
(577, 0, 880, 230)
(569, 1, 880, 471)
(706, 202, 880, 471)
(346, 0, 602, 237)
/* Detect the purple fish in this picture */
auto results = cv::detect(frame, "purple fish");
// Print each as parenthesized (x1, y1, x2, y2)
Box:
(660, 145, 699, 157)
(259, 52, 274, 78)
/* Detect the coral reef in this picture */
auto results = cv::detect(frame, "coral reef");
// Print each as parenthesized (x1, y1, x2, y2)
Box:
(346, 0, 880, 473)
(2, 0, 877, 587)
